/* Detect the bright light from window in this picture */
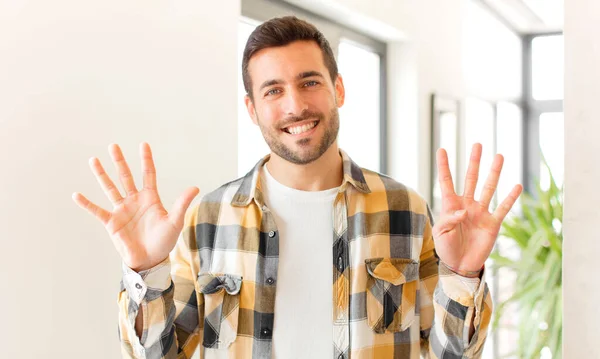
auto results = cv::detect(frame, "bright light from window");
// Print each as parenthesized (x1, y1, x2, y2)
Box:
(237, 19, 269, 177)
(539, 112, 564, 190)
(532, 35, 564, 101)
(337, 39, 381, 172)
(433, 112, 458, 206)
(496, 101, 523, 208)
(464, 98, 495, 200)
(463, 1, 523, 100)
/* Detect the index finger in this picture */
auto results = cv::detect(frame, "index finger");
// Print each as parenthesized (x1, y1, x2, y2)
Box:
(436, 148, 456, 197)
(492, 184, 523, 222)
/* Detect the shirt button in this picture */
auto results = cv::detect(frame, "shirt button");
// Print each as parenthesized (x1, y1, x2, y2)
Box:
(135, 283, 142, 290)
(261, 328, 271, 336)
(268, 231, 276, 238)
(338, 256, 344, 272)
(266, 277, 275, 285)
(338, 354, 344, 359)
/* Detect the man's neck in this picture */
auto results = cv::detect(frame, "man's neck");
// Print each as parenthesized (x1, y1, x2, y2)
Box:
(265, 143, 343, 191)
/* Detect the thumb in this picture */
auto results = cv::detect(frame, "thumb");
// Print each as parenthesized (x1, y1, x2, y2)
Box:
(168, 186, 200, 228)
(433, 210, 467, 237)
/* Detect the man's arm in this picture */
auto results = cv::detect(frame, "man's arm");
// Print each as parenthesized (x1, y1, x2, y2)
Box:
(419, 206, 493, 358)
(118, 205, 204, 359)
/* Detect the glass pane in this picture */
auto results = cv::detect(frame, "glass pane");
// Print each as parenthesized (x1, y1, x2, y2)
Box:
(496, 102, 523, 209)
(464, 98, 494, 336)
(539, 112, 564, 190)
(337, 39, 381, 172)
(237, 18, 270, 177)
(532, 35, 564, 101)
(464, 98, 495, 199)
(463, 0, 522, 100)
(433, 112, 458, 203)
(494, 102, 523, 359)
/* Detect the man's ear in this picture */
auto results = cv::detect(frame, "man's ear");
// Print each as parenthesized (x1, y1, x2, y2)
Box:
(335, 74, 345, 108)
(244, 94, 259, 125)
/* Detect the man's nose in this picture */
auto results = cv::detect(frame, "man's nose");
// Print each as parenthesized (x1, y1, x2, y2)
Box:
(282, 88, 308, 116)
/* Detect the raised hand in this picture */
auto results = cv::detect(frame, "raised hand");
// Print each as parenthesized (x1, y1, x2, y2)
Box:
(432, 143, 522, 277)
(72, 143, 199, 272)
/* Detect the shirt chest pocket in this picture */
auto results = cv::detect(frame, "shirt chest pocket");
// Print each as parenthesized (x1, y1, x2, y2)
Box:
(364, 257, 419, 333)
(197, 272, 243, 349)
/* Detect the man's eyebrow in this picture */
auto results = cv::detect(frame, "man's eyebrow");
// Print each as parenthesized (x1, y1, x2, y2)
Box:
(297, 71, 324, 80)
(258, 71, 325, 91)
(259, 79, 283, 91)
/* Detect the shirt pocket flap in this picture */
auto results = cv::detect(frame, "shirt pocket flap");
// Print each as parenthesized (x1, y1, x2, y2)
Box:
(197, 273, 243, 295)
(365, 258, 419, 286)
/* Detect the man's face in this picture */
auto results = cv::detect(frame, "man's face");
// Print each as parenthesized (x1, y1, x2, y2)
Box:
(244, 40, 345, 165)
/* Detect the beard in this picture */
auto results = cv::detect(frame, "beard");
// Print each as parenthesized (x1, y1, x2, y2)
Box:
(257, 106, 340, 165)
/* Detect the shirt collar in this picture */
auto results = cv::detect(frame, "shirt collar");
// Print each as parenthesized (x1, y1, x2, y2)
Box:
(231, 149, 371, 207)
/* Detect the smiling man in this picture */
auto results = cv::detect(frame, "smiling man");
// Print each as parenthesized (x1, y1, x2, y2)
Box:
(73, 16, 522, 359)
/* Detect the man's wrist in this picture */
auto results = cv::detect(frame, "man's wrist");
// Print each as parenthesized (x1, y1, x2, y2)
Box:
(439, 261, 483, 278)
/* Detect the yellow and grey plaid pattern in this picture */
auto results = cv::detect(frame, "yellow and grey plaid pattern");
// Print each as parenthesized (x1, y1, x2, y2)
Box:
(118, 149, 492, 359)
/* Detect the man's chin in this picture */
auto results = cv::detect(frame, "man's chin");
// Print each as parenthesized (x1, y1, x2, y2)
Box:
(279, 148, 322, 165)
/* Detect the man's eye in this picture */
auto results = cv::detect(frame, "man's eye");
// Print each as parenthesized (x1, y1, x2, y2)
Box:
(266, 88, 281, 96)
(304, 81, 319, 87)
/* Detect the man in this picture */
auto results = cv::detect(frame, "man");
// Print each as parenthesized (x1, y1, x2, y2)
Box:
(72, 16, 522, 359)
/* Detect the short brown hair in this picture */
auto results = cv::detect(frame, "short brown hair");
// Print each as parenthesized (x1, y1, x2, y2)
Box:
(242, 16, 338, 100)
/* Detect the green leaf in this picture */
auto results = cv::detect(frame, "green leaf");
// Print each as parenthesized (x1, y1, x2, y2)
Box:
(492, 157, 563, 355)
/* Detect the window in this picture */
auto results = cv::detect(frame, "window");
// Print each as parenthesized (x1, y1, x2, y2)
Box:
(432, 111, 458, 207)
(237, 0, 387, 177)
(463, 2, 526, 357)
(462, 2, 564, 357)
(532, 35, 564, 101)
(463, 0, 522, 100)
(526, 34, 564, 191)
(237, 18, 269, 177)
(464, 98, 496, 200)
(337, 39, 381, 172)
(496, 102, 523, 206)
(462, 0, 524, 203)
(539, 112, 564, 189)
(464, 96, 526, 359)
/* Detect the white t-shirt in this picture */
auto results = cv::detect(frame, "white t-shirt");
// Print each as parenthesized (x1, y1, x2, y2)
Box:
(260, 164, 339, 359)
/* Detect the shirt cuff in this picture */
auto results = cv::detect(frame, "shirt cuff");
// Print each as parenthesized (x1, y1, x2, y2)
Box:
(437, 262, 486, 307)
(121, 257, 172, 305)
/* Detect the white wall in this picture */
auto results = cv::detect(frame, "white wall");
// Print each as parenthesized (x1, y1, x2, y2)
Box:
(0, 1, 239, 358)
(563, 0, 600, 357)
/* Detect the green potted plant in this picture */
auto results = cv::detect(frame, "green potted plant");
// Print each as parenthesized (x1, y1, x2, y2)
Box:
(490, 159, 563, 358)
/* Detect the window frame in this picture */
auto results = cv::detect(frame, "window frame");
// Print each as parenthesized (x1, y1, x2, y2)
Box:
(465, 3, 563, 358)
(522, 32, 564, 192)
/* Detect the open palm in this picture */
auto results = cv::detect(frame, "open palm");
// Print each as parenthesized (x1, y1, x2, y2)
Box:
(72, 143, 199, 272)
(433, 143, 522, 275)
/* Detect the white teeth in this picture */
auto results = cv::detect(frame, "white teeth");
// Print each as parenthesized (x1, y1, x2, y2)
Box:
(287, 121, 317, 135)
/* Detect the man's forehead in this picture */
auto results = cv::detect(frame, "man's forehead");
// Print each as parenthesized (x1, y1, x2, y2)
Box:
(251, 39, 322, 60)
(248, 41, 328, 82)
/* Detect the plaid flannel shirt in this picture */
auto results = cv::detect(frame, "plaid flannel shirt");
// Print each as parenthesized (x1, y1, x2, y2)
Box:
(118, 150, 492, 359)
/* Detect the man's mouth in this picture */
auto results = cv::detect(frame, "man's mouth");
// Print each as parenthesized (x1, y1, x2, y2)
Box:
(282, 120, 319, 135)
